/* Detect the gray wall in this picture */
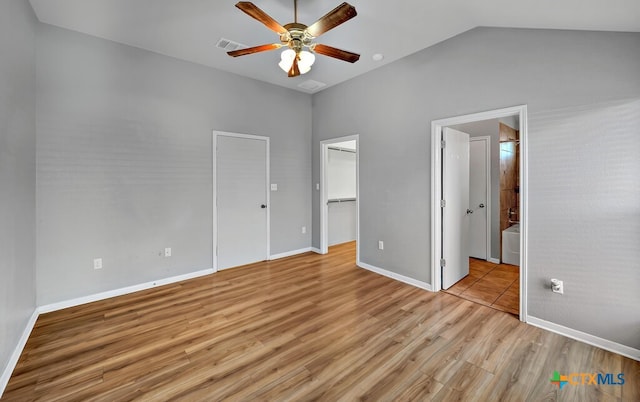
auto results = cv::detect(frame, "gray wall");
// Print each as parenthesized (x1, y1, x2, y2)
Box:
(36, 24, 312, 305)
(0, 0, 37, 382)
(328, 202, 357, 246)
(528, 99, 640, 351)
(311, 27, 640, 349)
(451, 117, 518, 261)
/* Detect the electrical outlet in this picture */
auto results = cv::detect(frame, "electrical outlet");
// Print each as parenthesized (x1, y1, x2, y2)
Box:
(551, 279, 563, 294)
(271, 183, 278, 191)
(378, 241, 384, 250)
(164, 247, 172, 257)
(302, 226, 307, 234)
(93, 258, 102, 270)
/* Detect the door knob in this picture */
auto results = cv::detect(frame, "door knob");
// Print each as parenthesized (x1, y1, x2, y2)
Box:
(479, 203, 485, 208)
(466, 209, 473, 214)
(261, 204, 267, 209)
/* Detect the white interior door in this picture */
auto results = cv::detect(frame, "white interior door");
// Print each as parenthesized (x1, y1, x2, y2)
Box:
(216, 134, 268, 270)
(442, 127, 470, 289)
(469, 138, 489, 260)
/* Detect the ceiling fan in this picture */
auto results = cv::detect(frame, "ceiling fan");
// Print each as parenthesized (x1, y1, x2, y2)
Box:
(228, 0, 360, 77)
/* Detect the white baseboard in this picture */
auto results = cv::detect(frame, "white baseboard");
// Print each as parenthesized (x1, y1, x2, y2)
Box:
(1, 309, 39, 397)
(357, 260, 433, 291)
(269, 247, 312, 260)
(38, 268, 215, 314)
(488, 257, 500, 264)
(311, 247, 322, 254)
(527, 316, 640, 361)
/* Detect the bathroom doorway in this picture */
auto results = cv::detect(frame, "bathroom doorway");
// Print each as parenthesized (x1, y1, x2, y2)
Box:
(320, 135, 359, 260)
(448, 117, 520, 266)
(431, 105, 527, 321)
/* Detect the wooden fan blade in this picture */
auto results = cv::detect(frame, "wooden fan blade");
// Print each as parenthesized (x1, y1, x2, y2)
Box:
(288, 55, 301, 77)
(306, 3, 357, 38)
(227, 43, 282, 57)
(313, 44, 360, 63)
(235, 2, 287, 34)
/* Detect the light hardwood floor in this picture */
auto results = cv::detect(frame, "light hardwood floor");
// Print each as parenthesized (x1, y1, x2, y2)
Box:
(3, 242, 639, 401)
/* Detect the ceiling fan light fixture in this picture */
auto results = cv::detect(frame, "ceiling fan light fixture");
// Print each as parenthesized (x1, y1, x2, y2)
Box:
(231, 1, 359, 78)
(279, 49, 315, 75)
(279, 49, 296, 71)
(298, 50, 315, 73)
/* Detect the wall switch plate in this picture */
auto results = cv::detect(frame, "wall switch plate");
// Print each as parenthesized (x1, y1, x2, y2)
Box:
(271, 184, 278, 191)
(378, 241, 384, 250)
(93, 258, 102, 270)
(302, 226, 307, 234)
(164, 247, 172, 257)
(316, 183, 320, 190)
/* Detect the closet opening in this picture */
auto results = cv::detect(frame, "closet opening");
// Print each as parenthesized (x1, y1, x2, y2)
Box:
(320, 136, 359, 260)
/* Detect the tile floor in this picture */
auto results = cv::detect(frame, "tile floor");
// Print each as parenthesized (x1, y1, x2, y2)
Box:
(443, 258, 519, 315)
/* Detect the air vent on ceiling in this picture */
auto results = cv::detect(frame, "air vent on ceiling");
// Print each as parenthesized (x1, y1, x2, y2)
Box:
(216, 38, 247, 52)
(297, 80, 327, 92)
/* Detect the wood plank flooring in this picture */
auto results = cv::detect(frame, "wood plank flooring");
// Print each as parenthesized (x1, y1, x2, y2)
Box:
(3, 242, 639, 401)
(444, 258, 520, 315)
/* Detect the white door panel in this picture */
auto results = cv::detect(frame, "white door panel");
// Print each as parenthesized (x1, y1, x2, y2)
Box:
(469, 138, 488, 260)
(442, 128, 470, 289)
(217, 135, 268, 270)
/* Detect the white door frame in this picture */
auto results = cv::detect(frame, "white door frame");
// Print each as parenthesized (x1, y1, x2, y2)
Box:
(431, 105, 528, 322)
(469, 136, 492, 262)
(320, 135, 359, 262)
(212, 130, 270, 272)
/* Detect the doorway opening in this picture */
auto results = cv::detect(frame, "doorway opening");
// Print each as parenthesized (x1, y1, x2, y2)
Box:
(430, 106, 527, 321)
(320, 135, 359, 260)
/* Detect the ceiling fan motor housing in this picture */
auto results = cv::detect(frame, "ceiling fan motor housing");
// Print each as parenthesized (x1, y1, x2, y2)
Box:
(281, 23, 314, 52)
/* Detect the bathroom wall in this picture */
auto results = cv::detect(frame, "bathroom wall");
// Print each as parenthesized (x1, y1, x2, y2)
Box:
(499, 122, 519, 256)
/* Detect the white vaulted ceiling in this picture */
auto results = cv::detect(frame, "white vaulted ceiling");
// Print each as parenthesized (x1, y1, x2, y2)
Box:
(29, 0, 640, 93)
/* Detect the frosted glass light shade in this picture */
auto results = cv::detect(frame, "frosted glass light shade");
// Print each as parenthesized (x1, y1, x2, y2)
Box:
(279, 49, 315, 74)
(298, 51, 315, 74)
(278, 49, 296, 72)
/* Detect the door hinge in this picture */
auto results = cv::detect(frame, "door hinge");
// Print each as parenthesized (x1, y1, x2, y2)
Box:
(441, 140, 446, 148)
(440, 258, 446, 267)
(440, 199, 446, 208)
